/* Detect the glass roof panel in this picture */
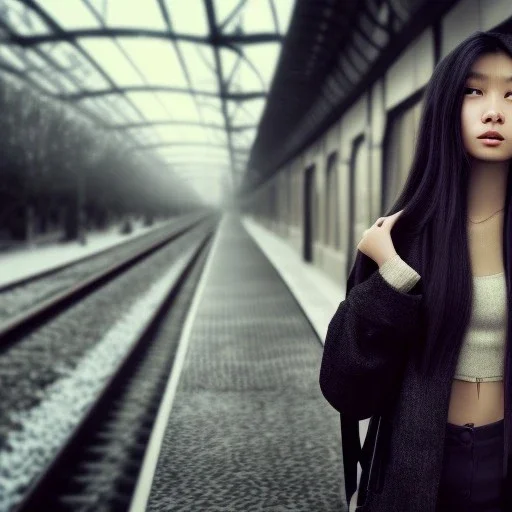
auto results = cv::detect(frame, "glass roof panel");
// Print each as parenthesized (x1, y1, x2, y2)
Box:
(227, 102, 242, 122)
(168, 162, 228, 173)
(34, 0, 101, 30)
(228, 98, 266, 125)
(156, 92, 201, 120)
(123, 91, 170, 121)
(160, 112, 203, 127)
(166, 0, 209, 36)
(96, 99, 126, 124)
(123, 127, 161, 146)
(167, 163, 230, 174)
(81, 0, 107, 15)
(0, 0, 297, 202)
(213, 0, 243, 27)
(216, 0, 295, 36)
(102, 0, 166, 30)
(78, 38, 145, 87)
(232, 128, 257, 147)
(273, 0, 295, 34)
(172, 164, 230, 174)
(151, 125, 213, 144)
(165, 150, 230, 159)
(186, 174, 229, 184)
(175, 162, 231, 172)
(23, 47, 57, 71)
(0, 46, 28, 70)
(29, 72, 62, 94)
(169, 160, 232, 168)
(178, 42, 218, 94)
(104, 95, 144, 123)
(3, 0, 51, 35)
(229, 58, 263, 91)
(222, 0, 275, 34)
(19, 48, 78, 94)
(156, 142, 228, 154)
(209, 130, 228, 146)
(79, 97, 113, 121)
(117, 39, 188, 88)
(46, 71, 82, 94)
(38, 43, 82, 81)
(155, 146, 230, 159)
(196, 97, 225, 126)
(220, 48, 239, 86)
(242, 44, 281, 89)
(38, 43, 111, 90)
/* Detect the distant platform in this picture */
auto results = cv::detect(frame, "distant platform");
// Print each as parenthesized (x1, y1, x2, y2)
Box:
(0, 219, 171, 288)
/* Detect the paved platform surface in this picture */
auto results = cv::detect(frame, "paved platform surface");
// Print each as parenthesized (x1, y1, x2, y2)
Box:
(142, 214, 345, 511)
(243, 217, 370, 498)
(242, 217, 343, 343)
(0, 219, 172, 288)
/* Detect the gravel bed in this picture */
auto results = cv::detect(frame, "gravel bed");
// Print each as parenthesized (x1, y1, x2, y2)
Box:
(37, 233, 212, 511)
(0, 220, 213, 511)
(0, 217, 197, 325)
(0, 220, 212, 445)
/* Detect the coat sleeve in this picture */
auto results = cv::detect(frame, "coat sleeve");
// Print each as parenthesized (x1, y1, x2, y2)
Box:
(319, 250, 423, 420)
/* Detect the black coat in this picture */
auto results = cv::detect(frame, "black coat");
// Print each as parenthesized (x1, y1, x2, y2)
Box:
(320, 231, 512, 511)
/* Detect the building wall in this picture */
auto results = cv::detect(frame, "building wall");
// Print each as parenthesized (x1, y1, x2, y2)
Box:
(244, 0, 512, 286)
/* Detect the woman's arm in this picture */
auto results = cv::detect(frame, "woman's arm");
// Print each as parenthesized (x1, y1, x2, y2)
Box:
(319, 254, 422, 420)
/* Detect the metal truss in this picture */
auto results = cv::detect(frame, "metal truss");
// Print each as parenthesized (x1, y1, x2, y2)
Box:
(0, 0, 289, 193)
(58, 86, 265, 102)
(105, 120, 255, 132)
(5, 28, 282, 46)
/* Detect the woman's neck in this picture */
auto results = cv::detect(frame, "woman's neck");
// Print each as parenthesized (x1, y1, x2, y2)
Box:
(467, 158, 509, 220)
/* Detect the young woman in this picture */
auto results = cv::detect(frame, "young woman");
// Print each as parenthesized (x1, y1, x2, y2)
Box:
(320, 30, 512, 511)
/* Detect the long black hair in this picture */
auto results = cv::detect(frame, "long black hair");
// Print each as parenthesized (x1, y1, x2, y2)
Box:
(386, 30, 512, 379)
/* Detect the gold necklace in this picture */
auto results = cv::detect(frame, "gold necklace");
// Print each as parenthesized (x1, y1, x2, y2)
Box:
(468, 207, 505, 224)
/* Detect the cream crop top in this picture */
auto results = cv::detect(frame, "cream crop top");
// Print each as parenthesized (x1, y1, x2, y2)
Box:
(378, 254, 506, 383)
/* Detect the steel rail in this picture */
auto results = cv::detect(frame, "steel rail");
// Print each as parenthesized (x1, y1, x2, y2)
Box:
(0, 213, 212, 350)
(11, 218, 217, 512)
(0, 212, 205, 294)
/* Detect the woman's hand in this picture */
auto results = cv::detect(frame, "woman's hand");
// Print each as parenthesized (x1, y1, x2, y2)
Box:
(356, 210, 404, 267)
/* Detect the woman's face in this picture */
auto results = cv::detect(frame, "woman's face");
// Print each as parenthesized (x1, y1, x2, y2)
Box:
(461, 50, 512, 163)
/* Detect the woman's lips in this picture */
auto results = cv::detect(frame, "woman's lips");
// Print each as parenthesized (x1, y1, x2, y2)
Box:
(479, 138, 503, 146)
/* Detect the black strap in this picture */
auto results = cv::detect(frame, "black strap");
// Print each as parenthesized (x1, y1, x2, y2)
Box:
(339, 250, 371, 506)
(340, 413, 361, 507)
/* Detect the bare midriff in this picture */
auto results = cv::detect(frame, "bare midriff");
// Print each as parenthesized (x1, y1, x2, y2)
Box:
(447, 379, 504, 426)
(446, 214, 505, 427)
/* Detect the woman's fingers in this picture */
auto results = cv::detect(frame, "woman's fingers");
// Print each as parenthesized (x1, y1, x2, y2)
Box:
(363, 209, 404, 238)
(381, 209, 404, 229)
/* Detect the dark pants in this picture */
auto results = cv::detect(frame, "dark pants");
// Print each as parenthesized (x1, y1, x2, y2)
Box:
(436, 418, 505, 512)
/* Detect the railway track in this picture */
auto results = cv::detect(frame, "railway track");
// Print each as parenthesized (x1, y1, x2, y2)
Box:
(0, 211, 208, 347)
(0, 214, 219, 512)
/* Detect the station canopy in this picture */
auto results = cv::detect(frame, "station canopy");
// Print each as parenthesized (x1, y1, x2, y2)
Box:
(0, 0, 296, 203)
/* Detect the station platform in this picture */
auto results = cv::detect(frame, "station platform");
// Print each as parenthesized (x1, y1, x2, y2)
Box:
(0, 219, 170, 288)
(131, 213, 347, 511)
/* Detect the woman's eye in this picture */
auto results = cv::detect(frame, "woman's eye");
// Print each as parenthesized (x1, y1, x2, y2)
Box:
(464, 87, 512, 98)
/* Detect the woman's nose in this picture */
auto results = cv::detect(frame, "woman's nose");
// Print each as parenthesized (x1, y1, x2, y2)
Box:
(482, 109, 504, 123)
